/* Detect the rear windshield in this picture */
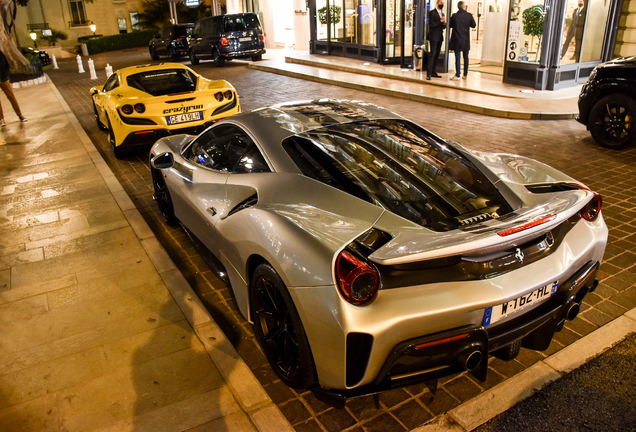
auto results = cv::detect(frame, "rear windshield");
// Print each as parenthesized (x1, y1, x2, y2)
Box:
(174, 26, 192, 37)
(283, 120, 512, 232)
(224, 14, 261, 32)
(126, 68, 197, 96)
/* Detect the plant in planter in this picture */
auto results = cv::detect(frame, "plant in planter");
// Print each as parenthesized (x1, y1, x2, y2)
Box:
(522, 5, 544, 61)
(318, 5, 342, 38)
(42, 30, 68, 47)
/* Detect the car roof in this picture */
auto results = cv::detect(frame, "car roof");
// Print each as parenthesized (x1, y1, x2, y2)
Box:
(115, 63, 194, 79)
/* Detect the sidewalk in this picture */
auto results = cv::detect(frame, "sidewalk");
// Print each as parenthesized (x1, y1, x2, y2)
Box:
(0, 78, 292, 432)
(249, 50, 582, 119)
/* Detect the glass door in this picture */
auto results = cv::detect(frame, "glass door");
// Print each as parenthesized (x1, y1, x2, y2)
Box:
(400, 0, 415, 67)
(385, 0, 402, 60)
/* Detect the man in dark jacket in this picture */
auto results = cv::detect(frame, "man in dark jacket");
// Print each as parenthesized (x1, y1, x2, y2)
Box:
(561, 0, 586, 60)
(449, 1, 476, 80)
(426, 0, 446, 80)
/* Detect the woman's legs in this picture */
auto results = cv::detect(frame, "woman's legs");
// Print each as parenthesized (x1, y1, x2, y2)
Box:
(0, 80, 23, 119)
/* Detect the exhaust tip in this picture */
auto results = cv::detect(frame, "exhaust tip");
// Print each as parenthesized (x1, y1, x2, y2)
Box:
(567, 303, 580, 321)
(464, 350, 483, 371)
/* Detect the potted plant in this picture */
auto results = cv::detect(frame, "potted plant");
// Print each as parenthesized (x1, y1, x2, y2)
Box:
(318, 5, 342, 38)
(522, 5, 544, 61)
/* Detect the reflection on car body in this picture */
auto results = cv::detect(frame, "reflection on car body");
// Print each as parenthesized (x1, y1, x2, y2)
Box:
(150, 100, 607, 400)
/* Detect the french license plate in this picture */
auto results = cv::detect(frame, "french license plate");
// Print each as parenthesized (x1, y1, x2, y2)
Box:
(482, 281, 558, 326)
(239, 37, 251, 42)
(167, 112, 202, 125)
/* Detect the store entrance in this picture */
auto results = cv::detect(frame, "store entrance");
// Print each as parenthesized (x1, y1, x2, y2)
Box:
(384, 0, 415, 67)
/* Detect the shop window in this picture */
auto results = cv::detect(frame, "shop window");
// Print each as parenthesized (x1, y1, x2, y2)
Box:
(385, 0, 402, 58)
(506, 0, 547, 64)
(130, 12, 140, 31)
(360, 0, 376, 45)
(69, 0, 88, 26)
(316, 1, 345, 41)
(580, 0, 610, 62)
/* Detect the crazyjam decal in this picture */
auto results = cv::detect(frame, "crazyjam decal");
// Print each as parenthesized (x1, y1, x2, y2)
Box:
(163, 104, 204, 114)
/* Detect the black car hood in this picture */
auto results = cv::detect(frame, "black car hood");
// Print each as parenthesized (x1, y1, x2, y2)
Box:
(597, 56, 636, 69)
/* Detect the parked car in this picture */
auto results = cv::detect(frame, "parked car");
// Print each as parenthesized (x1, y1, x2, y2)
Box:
(149, 100, 607, 397)
(577, 56, 636, 149)
(149, 23, 193, 62)
(188, 13, 265, 67)
(90, 63, 240, 158)
(21, 47, 51, 66)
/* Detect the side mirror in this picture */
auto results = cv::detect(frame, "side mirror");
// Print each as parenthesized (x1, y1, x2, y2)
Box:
(151, 152, 175, 169)
(90, 86, 103, 95)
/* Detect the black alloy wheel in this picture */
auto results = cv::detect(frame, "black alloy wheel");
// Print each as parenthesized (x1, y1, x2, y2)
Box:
(212, 49, 225, 67)
(189, 49, 199, 65)
(589, 94, 636, 150)
(149, 46, 159, 61)
(251, 263, 316, 390)
(93, 102, 107, 131)
(151, 167, 178, 225)
(108, 119, 124, 159)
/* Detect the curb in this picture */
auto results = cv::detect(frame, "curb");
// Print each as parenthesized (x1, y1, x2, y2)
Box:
(46, 76, 295, 432)
(413, 310, 636, 431)
(248, 62, 578, 120)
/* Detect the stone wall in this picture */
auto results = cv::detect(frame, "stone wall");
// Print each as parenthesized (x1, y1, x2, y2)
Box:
(615, 0, 636, 57)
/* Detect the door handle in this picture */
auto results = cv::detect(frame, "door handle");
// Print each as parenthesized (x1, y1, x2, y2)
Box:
(207, 207, 217, 216)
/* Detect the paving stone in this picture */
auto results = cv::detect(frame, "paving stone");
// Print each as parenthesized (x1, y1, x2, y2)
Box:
(316, 407, 357, 432)
(419, 388, 460, 416)
(362, 412, 407, 432)
(442, 375, 484, 404)
(391, 399, 434, 430)
(277, 399, 312, 426)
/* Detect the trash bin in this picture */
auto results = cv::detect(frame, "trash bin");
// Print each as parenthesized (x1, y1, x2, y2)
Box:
(413, 45, 424, 71)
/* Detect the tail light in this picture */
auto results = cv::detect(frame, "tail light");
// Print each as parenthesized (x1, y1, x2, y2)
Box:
(134, 103, 145, 113)
(220, 37, 228, 46)
(260, 34, 265, 42)
(174, 36, 186, 42)
(223, 90, 233, 100)
(336, 250, 379, 305)
(581, 193, 602, 221)
(214, 92, 223, 101)
(121, 104, 134, 115)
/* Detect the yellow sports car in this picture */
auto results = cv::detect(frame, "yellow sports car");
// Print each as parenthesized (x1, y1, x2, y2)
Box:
(90, 63, 240, 158)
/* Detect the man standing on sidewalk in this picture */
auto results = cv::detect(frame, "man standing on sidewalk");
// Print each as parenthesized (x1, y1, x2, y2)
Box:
(449, 1, 476, 80)
(426, 0, 446, 80)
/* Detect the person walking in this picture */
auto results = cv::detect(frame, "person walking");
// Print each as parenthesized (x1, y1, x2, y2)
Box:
(561, 0, 586, 60)
(0, 48, 28, 127)
(426, 0, 446, 80)
(449, 1, 476, 80)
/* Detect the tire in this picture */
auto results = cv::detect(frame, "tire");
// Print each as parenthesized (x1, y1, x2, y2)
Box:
(189, 49, 199, 65)
(588, 94, 636, 150)
(251, 263, 317, 390)
(108, 120, 125, 159)
(212, 49, 225, 67)
(168, 47, 179, 62)
(93, 102, 107, 131)
(149, 46, 159, 61)
(151, 167, 178, 225)
(251, 54, 262, 62)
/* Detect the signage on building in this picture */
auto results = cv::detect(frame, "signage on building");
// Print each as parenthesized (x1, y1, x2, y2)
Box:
(184, 0, 200, 7)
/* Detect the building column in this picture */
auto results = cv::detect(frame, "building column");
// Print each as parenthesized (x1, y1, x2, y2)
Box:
(615, 0, 636, 56)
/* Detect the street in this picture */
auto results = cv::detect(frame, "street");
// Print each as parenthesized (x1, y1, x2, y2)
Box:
(46, 48, 636, 432)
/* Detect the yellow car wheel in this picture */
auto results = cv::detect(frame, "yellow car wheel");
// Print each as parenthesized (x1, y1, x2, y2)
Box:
(107, 119, 125, 159)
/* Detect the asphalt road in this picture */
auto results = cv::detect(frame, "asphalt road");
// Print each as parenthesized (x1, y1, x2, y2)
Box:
(45, 47, 636, 432)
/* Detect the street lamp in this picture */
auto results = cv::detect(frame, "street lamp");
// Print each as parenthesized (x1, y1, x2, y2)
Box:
(30, 31, 37, 49)
(89, 23, 96, 36)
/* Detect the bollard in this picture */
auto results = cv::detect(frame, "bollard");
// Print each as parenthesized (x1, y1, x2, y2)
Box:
(105, 64, 113, 77)
(52, 54, 59, 69)
(77, 55, 85, 73)
(88, 58, 98, 79)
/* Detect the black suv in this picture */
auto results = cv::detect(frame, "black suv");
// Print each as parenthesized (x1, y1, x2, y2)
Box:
(149, 24, 193, 62)
(577, 56, 636, 149)
(188, 13, 265, 67)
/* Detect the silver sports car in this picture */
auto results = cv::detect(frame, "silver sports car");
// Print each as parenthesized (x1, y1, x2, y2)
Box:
(149, 100, 607, 397)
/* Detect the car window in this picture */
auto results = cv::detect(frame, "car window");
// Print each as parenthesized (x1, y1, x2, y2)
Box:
(192, 22, 201, 37)
(175, 25, 191, 37)
(188, 124, 270, 173)
(283, 119, 513, 232)
(103, 74, 119, 92)
(126, 68, 197, 96)
(224, 14, 262, 32)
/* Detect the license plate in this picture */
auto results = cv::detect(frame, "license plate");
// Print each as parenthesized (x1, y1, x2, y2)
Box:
(482, 281, 558, 327)
(239, 37, 251, 42)
(167, 112, 202, 125)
